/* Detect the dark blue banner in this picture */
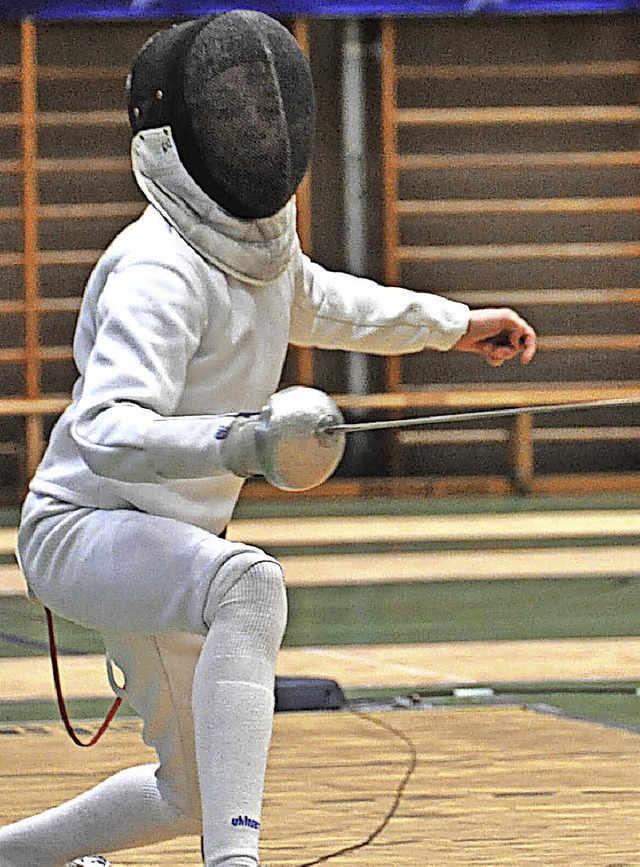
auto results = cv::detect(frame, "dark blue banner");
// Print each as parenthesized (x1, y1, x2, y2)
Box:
(0, 0, 637, 18)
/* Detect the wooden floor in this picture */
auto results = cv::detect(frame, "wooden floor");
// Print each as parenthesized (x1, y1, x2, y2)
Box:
(2, 636, 639, 701)
(2, 507, 640, 593)
(1, 503, 638, 865)
(226, 510, 640, 548)
(1, 708, 639, 866)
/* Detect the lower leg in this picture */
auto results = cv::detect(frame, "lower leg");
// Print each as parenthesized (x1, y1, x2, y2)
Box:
(0, 764, 199, 867)
(194, 560, 287, 867)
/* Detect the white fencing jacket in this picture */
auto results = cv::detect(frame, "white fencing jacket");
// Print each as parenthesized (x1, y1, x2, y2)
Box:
(30, 127, 470, 534)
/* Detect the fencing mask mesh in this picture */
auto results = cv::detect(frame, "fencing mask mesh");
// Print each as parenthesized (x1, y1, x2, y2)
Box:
(127, 11, 315, 219)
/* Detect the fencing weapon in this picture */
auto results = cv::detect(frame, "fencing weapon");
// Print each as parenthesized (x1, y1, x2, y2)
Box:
(324, 396, 640, 434)
(254, 387, 639, 491)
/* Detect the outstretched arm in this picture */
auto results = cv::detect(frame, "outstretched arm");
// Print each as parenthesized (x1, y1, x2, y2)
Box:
(453, 307, 537, 367)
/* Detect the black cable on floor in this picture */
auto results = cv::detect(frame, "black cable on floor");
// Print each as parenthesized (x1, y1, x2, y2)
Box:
(294, 709, 419, 866)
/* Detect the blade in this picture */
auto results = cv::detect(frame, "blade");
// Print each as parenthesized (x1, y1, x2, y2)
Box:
(325, 397, 640, 435)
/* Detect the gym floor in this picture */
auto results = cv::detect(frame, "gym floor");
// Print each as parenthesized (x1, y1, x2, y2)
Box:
(1, 493, 639, 865)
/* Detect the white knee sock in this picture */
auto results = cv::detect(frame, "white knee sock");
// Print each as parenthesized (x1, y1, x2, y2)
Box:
(0, 764, 199, 867)
(194, 560, 287, 867)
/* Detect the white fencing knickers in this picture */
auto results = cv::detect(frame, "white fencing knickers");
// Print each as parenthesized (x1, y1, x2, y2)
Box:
(0, 491, 287, 867)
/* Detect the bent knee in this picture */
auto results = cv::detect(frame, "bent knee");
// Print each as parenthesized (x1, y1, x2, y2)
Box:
(203, 556, 287, 653)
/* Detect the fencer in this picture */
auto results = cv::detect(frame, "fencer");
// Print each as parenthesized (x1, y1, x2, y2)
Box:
(0, 10, 536, 867)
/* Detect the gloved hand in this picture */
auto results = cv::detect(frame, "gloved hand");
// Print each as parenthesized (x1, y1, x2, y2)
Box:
(221, 387, 346, 491)
(218, 414, 262, 479)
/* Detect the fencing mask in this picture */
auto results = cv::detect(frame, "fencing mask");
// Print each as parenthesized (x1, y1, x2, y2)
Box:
(127, 11, 315, 219)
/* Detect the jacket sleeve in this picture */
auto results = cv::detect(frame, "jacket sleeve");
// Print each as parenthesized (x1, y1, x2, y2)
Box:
(71, 258, 243, 484)
(289, 252, 470, 354)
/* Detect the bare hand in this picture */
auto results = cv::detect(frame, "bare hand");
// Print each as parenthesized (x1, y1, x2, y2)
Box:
(453, 308, 537, 367)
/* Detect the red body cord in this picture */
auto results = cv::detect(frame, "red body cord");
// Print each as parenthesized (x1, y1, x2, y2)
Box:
(45, 607, 122, 747)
